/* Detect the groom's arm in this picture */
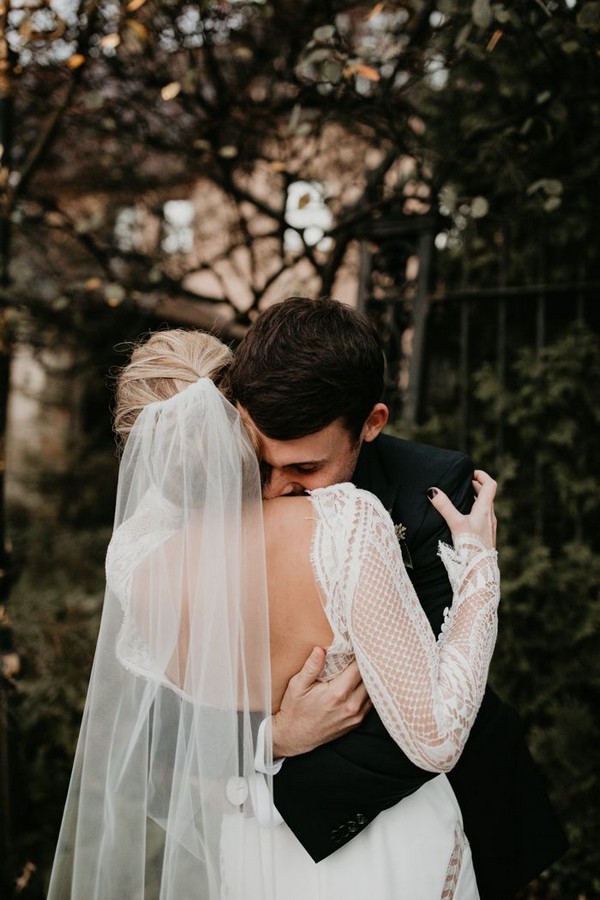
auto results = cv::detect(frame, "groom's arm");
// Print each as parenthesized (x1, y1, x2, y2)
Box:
(271, 649, 372, 757)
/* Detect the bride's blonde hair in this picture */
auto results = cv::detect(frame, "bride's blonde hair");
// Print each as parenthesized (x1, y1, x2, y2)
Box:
(113, 329, 233, 448)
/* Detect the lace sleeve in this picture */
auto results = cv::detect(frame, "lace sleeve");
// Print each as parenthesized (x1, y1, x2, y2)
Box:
(105, 488, 181, 606)
(338, 489, 500, 773)
(104, 488, 182, 681)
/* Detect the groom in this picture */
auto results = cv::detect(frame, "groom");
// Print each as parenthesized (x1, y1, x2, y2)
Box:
(226, 296, 567, 899)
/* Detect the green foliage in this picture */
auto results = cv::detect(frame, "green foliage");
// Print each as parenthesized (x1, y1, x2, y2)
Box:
(412, 323, 600, 895)
(5, 522, 108, 897)
(483, 327, 600, 894)
(4, 0, 598, 324)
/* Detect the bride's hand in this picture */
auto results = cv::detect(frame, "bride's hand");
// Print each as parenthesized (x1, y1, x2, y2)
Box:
(427, 469, 497, 549)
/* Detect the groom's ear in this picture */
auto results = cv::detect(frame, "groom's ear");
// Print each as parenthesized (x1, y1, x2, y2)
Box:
(360, 403, 389, 443)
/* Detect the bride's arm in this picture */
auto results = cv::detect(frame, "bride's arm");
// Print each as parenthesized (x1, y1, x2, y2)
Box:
(342, 477, 499, 773)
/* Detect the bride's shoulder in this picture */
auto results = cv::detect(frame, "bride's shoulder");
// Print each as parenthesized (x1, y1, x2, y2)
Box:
(263, 493, 312, 516)
(262, 495, 314, 545)
(309, 483, 391, 520)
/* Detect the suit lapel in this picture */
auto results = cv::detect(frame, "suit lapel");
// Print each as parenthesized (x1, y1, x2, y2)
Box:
(353, 436, 427, 547)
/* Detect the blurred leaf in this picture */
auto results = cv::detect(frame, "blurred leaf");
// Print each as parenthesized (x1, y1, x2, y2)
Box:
(486, 29, 503, 51)
(471, 195, 489, 218)
(345, 62, 381, 81)
(322, 60, 343, 84)
(104, 284, 126, 306)
(160, 81, 181, 101)
(493, 5, 512, 24)
(313, 25, 335, 41)
(355, 63, 380, 81)
(288, 103, 302, 133)
(100, 33, 121, 51)
(218, 145, 238, 158)
(82, 91, 105, 110)
(305, 47, 334, 65)
(455, 23, 471, 49)
(577, 1, 600, 27)
(125, 19, 149, 41)
(14, 861, 37, 893)
(66, 54, 86, 70)
(233, 46, 253, 62)
(543, 195, 561, 212)
(527, 178, 563, 196)
(439, 184, 458, 214)
(367, 3, 384, 19)
(472, 0, 493, 29)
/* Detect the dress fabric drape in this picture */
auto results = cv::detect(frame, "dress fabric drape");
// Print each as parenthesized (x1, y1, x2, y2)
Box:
(221, 774, 478, 900)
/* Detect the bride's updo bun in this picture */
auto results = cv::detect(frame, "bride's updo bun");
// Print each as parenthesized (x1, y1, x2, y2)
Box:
(113, 329, 233, 447)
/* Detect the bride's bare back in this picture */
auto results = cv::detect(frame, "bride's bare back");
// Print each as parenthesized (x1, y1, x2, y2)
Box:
(263, 496, 333, 711)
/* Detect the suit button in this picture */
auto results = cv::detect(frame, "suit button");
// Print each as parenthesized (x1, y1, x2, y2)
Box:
(356, 813, 367, 826)
(347, 820, 358, 833)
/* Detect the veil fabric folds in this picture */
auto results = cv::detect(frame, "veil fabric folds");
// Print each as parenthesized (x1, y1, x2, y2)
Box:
(47, 378, 275, 900)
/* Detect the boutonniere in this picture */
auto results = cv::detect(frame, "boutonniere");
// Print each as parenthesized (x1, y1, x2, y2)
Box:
(391, 519, 413, 569)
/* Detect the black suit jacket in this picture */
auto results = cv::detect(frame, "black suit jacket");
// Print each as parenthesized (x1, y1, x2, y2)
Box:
(274, 434, 567, 899)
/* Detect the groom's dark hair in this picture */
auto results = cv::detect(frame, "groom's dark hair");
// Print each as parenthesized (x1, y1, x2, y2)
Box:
(226, 297, 385, 440)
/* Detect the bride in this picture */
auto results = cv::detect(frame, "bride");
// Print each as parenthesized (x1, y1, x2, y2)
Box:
(47, 329, 498, 900)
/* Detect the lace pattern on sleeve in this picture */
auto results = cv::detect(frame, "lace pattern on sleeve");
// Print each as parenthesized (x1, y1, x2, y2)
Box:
(309, 484, 500, 773)
(105, 488, 181, 679)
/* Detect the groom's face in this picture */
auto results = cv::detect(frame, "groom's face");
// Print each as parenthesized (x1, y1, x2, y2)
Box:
(240, 404, 388, 499)
(256, 419, 360, 499)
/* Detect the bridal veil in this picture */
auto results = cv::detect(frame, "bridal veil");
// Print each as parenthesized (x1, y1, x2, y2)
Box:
(47, 378, 275, 899)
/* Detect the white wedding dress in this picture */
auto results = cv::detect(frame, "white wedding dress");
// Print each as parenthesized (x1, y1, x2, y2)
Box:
(221, 483, 500, 900)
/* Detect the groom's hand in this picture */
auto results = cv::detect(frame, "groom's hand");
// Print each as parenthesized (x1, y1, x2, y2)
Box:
(271, 647, 372, 758)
